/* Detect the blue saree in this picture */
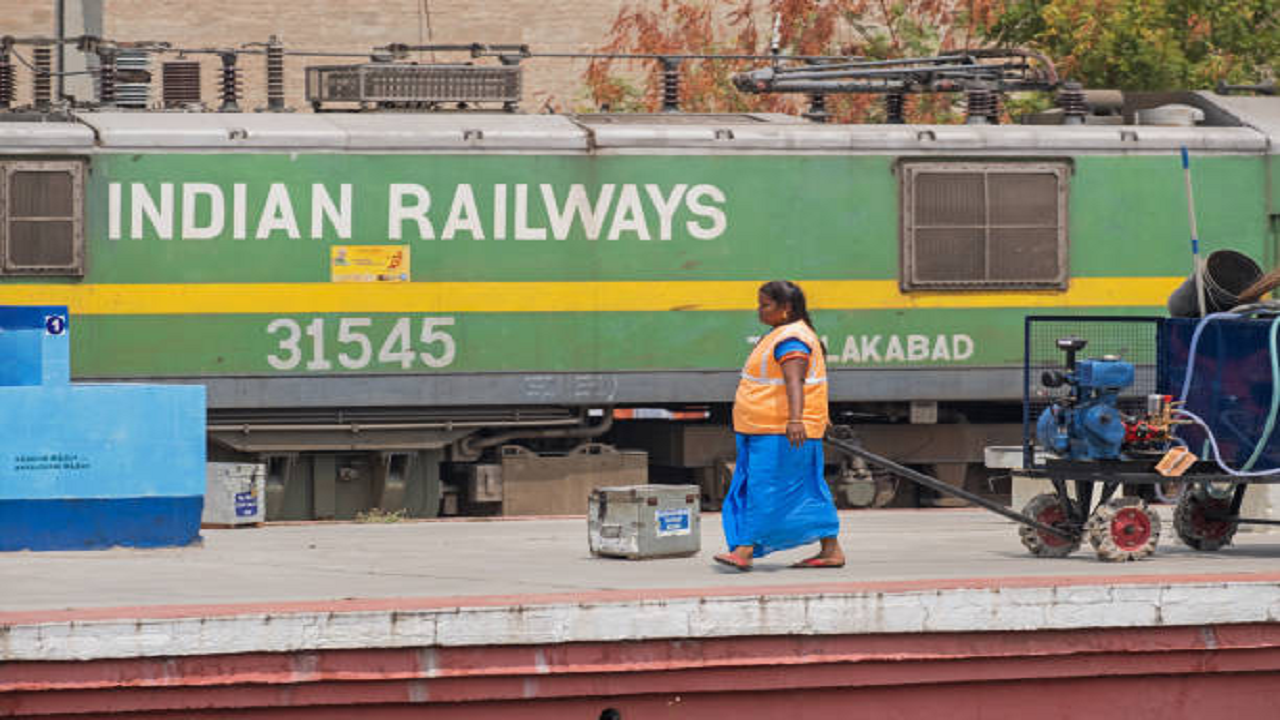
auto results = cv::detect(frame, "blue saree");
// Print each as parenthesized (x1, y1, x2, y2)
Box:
(721, 433, 840, 557)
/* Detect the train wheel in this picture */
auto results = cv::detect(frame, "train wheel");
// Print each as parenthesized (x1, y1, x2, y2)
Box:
(1018, 493, 1080, 558)
(833, 474, 898, 509)
(1086, 497, 1161, 562)
(870, 474, 899, 508)
(828, 463, 899, 509)
(1173, 490, 1238, 551)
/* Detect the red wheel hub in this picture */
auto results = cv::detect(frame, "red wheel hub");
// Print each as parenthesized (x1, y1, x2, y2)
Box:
(1110, 507, 1152, 551)
(1036, 503, 1071, 547)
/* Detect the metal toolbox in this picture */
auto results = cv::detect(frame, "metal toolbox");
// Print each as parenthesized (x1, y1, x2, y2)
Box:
(203, 462, 266, 527)
(588, 484, 700, 559)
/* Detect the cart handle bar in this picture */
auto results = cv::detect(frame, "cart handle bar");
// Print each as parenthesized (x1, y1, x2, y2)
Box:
(824, 434, 1074, 540)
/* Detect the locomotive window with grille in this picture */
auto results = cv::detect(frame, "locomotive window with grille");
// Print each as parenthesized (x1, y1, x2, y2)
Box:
(900, 162, 1069, 291)
(1, 161, 85, 276)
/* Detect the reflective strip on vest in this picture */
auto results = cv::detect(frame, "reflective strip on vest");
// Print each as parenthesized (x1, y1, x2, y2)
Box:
(738, 372, 827, 386)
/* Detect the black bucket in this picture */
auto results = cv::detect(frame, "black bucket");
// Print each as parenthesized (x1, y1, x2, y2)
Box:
(1167, 249, 1263, 318)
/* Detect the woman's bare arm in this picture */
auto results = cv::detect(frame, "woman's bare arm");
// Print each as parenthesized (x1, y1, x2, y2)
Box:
(781, 356, 808, 447)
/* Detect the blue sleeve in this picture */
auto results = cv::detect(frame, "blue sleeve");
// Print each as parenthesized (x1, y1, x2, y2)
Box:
(773, 338, 811, 361)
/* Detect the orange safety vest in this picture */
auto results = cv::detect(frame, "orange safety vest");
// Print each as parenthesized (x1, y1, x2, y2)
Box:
(733, 320, 829, 438)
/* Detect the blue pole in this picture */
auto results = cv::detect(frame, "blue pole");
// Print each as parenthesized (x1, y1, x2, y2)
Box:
(1182, 146, 1207, 317)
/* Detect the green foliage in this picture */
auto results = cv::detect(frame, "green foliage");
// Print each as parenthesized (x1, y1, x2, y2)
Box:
(986, 0, 1280, 89)
(355, 507, 408, 523)
(574, 76, 650, 114)
(1002, 90, 1055, 117)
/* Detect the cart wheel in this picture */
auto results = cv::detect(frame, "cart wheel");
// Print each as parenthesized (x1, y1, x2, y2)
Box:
(1086, 497, 1161, 562)
(1018, 493, 1080, 558)
(1173, 490, 1238, 551)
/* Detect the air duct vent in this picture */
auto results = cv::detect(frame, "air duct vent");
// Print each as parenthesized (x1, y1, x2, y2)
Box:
(305, 63, 521, 111)
(115, 50, 151, 109)
(162, 61, 202, 108)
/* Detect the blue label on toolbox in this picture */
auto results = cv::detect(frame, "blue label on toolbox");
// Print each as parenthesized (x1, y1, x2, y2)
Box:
(655, 508, 691, 536)
(234, 491, 258, 517)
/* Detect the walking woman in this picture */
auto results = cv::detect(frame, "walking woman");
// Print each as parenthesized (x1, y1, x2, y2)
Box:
(714, 281, 844, 571)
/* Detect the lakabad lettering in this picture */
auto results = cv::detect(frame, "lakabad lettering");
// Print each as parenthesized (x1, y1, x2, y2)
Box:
(834, 334, 975, 364)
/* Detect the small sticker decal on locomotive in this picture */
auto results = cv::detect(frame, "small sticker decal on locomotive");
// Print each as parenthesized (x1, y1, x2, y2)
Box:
(331, 245, 410, 282)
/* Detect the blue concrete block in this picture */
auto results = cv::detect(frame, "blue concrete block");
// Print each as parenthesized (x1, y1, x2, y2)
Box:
(0, 305, 205, 551)
(0, 497, 205, 551)
(0, 383, 206, 551)
(0, 328, 44, 386)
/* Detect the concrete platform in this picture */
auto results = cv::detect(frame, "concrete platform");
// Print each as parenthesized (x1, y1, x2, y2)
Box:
(5, 508, 1280, 718)
(10, 507, 1280, 614)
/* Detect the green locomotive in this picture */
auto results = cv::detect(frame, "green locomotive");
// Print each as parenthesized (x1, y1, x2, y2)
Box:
(1, 88, 1275, 517)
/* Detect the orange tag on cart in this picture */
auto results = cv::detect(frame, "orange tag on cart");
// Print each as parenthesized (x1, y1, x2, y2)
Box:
(1155, 446, 1198, 477)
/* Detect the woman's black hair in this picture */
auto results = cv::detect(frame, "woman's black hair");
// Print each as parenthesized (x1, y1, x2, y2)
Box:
(759, 280, 815, 331)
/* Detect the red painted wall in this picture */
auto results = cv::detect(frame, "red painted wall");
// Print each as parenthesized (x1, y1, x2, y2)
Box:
(4, 624, 1280, 718)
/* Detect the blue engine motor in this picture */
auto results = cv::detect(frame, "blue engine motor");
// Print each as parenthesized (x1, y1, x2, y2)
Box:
(1035, 337, 1135, 460)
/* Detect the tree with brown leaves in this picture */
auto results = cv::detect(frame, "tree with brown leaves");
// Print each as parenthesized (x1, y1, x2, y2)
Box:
(584, 0, 1005, 122)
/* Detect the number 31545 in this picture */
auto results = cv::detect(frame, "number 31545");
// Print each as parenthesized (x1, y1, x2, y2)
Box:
(266, 317, 456, 371)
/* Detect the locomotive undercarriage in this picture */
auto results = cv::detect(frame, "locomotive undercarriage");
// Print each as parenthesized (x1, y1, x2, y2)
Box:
(207, 405, 620, 520)
(206, 401, 1020, 520)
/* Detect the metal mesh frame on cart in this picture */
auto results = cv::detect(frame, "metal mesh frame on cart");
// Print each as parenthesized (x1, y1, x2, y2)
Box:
(1023, 316, 1165, 468)
(306, 64, 522, 108)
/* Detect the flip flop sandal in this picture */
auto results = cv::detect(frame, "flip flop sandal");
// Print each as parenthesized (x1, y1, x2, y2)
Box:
(791, 557, 845, 569)
(714, 553, 752, 572)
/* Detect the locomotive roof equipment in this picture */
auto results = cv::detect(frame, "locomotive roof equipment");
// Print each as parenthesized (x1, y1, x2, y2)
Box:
(0, 33, 1072, 119)
(731, 48, 1060, 96)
